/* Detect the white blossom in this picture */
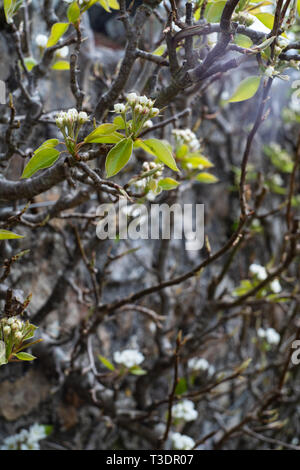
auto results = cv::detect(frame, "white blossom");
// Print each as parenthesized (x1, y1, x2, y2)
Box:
(126, 92, 139, 104)
(270, 279, 282, 294)
(172, 399, 198, 422)
(258, 327, 280, 346)
(35, 34, 48, 48)
(113, 349, 145, 368)
(172, 128, 200, 151)
(249, 263, 267, 281)
(171, 432, 195, 450)
(114, 103, 126, 114)
(57, 46, 69, 58)
(1, 423, 47, 451)
(188, 357, 215, 375)
(143, 120, 153, 128)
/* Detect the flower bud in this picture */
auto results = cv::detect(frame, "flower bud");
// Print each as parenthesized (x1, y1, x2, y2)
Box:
(150, 107, 159, 117)
(114, 103, 126, 114)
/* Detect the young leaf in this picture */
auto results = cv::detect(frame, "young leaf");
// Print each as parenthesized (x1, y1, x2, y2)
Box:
(143, 138, 179, 172)
(195, 172, 219, 183)
(67, 1, 81, 23)
(36, 139, 60, 151)
(129, 366, 147, 376)
(175, 377, 188, 395)
(98, 0, 111, 12)
(205, 1, 226, 23)
(14, 352, 36, 361)
(235, 34, 253, 48)
(158, 177, 179, 190)
(4, 0, 23, 24)
(86, 132, 124, 144)
(84, 123, 119, 143)
(52, 60, 70, 70)
(228, 76, 261, 103)
(254, 12, 274, 30)
(106, 138, 133, 177)
(22, 148, 60, 178)
(0, 229, 24, 240)
(98, 355, 115, 371)
(24, 56, 38, 71)
(47, 23, 69, 48)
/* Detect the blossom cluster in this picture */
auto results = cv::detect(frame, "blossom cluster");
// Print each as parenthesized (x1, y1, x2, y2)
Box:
(172, 128, 200, 153)
(249, 263, 282, 293)
(257, 327, 280, 346)
(1, 423, 47, 450)
(0, 316, 25, 344)
(172, 399, 198, 422)
(188, 357, 215, 376)
(35, 34, 69, 57)
(113, 349, 145, 368)
(56, 108, 89, 129)
(114, 93, 159, 119)
(171, 432, 195, 450)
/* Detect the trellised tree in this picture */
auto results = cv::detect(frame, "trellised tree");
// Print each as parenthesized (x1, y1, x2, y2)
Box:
(0, 0, 300, 451)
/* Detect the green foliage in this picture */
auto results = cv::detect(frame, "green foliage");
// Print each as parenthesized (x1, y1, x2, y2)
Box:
(52, 60, 70, 70)
(106, 138, 133, 177)
(158, 177, 179, 190)
(4, 0, 23, 24)
(22, 140, 60, 179)
(227, 76, 261, 103)
(67, 1, 81, 23)
(175, 377, 188, 395)
(195, 172, 219, 183)
(0, 315, 42, 367)
(98, 355, 115, 371)
(0, 229, 24, 240)
(142, 139, 178, 172)
(47, 23, 70, 48)
(84, 124, 119, 143)
(264, 144, 294, 173)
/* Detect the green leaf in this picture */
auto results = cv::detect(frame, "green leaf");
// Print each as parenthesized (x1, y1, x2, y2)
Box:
(228, 76, 261, 103)
(98, 0, 111, 11)
(14, 352, 36, 361)
(153, 45, 167, 56)
(4, 0, 23, 24)
(254, 12, 274, 30)
(298, 0, 300, 16)
(183, 154, 214, 169)
(52, 60, 70, 70)
(175, 377, 188, 395)
(108, 0, 119, 8)
(129, 366, 147, 376)
(0, 229, 24, 240)
(98, 355, 115, 371)
(36, 139, 60, 151)
(87, 132, 124, 144)
(22, 148, 60, 178)
(158, 177, 179, 190)
(235, 34, 253, 48)
(47, 23, 69, 48)
(113, 115, 126, 129)
(106, 138, 133, 177)
(84, 123, 119, 143)
(143, 138, 179, 172)
(195, 172, 219, 183)
(24, 56, 38, 71)
(205, 1, 226, 23)
(67, 1, 81, 23)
